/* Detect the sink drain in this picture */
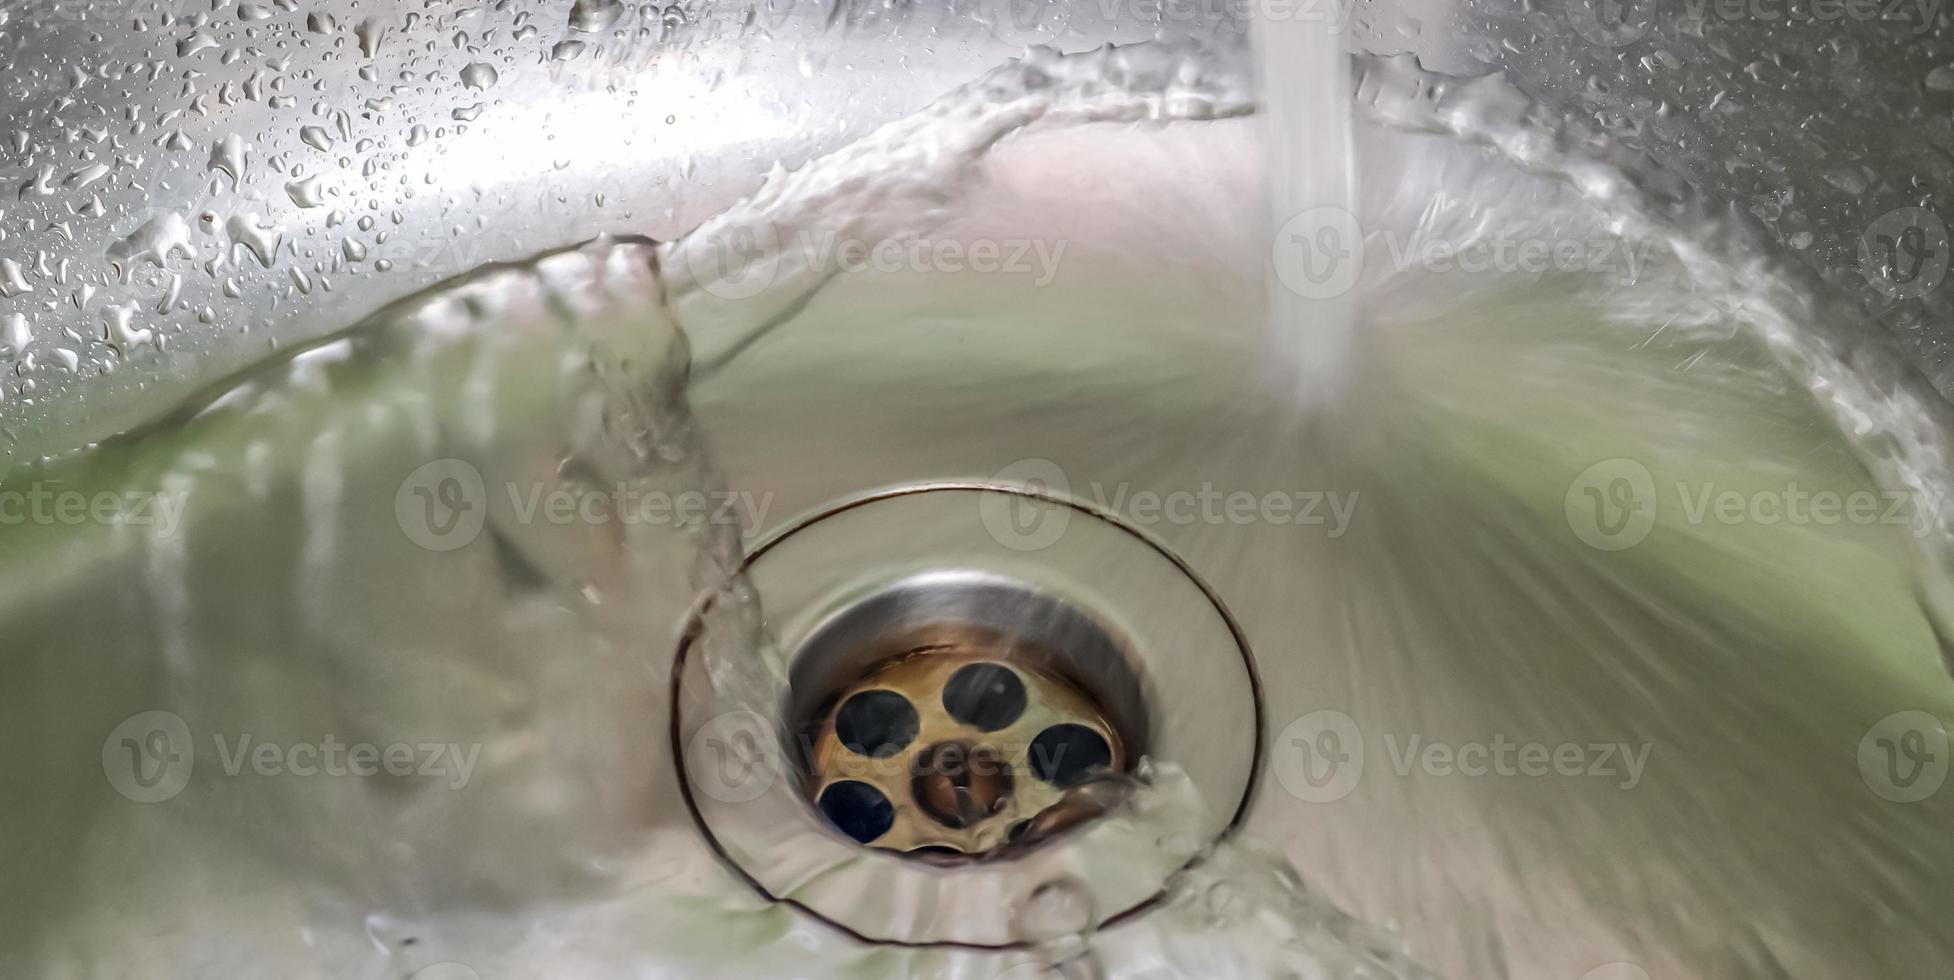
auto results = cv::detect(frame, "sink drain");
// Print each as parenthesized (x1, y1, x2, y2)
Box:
(795, 579, 1136, 857)
(672, 484, 1261, 947)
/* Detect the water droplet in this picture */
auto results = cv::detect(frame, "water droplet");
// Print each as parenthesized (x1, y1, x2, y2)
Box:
(550, 40, 586, 61)
(355, 17, 388, 57)
(460, 62, 499, 90)
(103, 302, 154, 351)
(64, 163, 111, 189)
(225, 213, 282, 268)
(107, 212, 196, 276)
(285, 175, 325, 208)
(208, 135, 251, 188)
(299, 125, 334, 152)
(569, 0, 624, 31)
(175, 30, 220, 57)
(0, 314, 32, 358)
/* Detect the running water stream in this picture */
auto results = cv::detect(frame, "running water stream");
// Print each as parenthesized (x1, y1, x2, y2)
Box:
(1254, 0, 1360, 403)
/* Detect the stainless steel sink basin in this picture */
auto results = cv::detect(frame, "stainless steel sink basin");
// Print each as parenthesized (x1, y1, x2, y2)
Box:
(5, 2, 1954, 979)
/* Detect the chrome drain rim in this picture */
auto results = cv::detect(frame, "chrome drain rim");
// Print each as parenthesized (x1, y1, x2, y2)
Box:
(670, 483, 1263, 947)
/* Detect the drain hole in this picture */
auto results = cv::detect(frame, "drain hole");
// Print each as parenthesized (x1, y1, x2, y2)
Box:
(911, 742, 1013, 829)
(1030, 724, 1113, 789)
(818, 780, 896, 844)
(941, 662, 1027, 732)
(833, 690, 919, 758)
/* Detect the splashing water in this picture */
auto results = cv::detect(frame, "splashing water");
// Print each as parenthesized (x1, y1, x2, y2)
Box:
(6, 35, 1954, 980)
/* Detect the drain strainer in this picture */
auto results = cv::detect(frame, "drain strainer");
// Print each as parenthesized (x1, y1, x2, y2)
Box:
(798, 588, 1135, 858)
(672, 485, 1261, 947)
